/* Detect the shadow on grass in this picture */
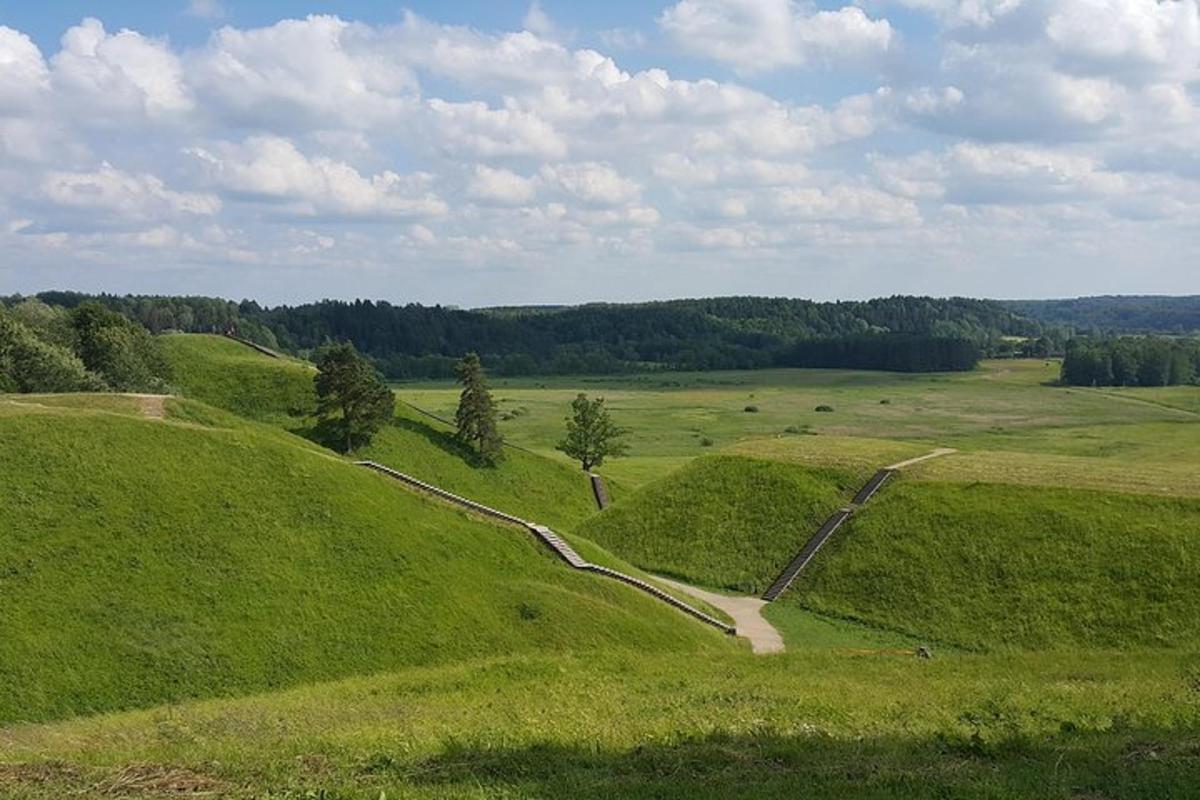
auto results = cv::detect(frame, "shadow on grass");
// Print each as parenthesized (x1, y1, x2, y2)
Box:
(392, 414, 497, 468)
(362, 729, 1200, 800)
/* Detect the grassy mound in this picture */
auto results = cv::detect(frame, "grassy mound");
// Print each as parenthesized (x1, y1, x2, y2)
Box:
(161, 334, 602, 531)
(576, 455, 860, 593)
(0, 401, 730, 725)
(788, 479, 1200, 650)
(160, 333, 315, 423)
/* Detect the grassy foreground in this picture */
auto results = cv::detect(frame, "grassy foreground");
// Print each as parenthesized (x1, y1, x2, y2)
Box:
(0, 399, 731, 725)
(2, 649, 1198, 798)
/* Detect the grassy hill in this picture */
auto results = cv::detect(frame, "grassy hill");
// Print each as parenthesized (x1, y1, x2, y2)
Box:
(577, 455, 861, 593)
(787, 478, 1200, 650)
(0, 397, 731, 725)
(161, 333, 603, 532)
(160, 333, 315, 423)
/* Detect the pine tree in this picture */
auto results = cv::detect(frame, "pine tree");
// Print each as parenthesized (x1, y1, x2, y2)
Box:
(313, 343, 395, 453)
(557, 393, 629, 471)
(454, 352, 503, 464)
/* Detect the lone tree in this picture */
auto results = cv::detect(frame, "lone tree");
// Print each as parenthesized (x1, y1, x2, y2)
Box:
(557, 393, 628, 472)
(313, 343, 395, 453)
(454, 352, 503, 464)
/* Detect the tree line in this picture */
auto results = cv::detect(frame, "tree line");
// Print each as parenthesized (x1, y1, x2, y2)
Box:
(0, 299, 168, 394)
(1060, 337, 1200, 387)
(5, 292, 1054, 377)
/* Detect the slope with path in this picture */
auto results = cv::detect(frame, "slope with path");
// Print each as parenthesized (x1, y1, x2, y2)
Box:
(762, 449, 956, 602)
(356, 460, 737, 637)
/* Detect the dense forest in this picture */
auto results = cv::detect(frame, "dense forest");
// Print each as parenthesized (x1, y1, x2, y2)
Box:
(0, 299, 168, 393)
(1060, 337, 1200, 387)
(8, 293, 1056, 377)
(1006, 296, 1200, 334)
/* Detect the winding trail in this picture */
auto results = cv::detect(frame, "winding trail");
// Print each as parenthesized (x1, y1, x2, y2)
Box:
(656, 577, 785, 654)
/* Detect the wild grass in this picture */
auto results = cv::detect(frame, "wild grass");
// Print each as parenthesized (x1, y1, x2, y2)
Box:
(788, 478, 1200, 650)
(577, 455, 860, 593)
(0, 402, 732, 725)
(394, 360, 1196, 488)
(2, 649, 1197, 798)
(159, 333, 316, 423)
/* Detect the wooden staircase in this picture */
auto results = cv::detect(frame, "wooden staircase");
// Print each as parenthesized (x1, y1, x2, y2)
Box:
(356, 460, 735, 635)
(761, 468, 898, 602)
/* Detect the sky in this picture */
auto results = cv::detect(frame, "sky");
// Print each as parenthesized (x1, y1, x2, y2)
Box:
(0, 0, 1197, 306)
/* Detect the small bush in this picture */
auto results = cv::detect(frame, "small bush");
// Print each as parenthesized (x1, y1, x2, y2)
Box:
(700, 437, 715, 447)
(880, 399, 892, 405)
(744, 405, 759, 413)
(784, 425, 802, 434)
(815, 405, 835, 413)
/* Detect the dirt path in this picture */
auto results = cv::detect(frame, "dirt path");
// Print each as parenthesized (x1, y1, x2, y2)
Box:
(886, 448, 957, 470)
(127, 394, 168, 420)
(655, 577, 785, 654)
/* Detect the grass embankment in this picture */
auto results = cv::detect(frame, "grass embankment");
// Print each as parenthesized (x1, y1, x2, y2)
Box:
(789, 479, 1200, 650)
(160, 333, 316, 423)
(577, 455, 860, 593)
(359, 403, 603, 533)
(2, 649, 1198, 799)
(0, 401, 731, 725)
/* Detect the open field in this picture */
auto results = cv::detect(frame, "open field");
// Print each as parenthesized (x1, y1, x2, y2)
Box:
(394, 360, 1198, 489)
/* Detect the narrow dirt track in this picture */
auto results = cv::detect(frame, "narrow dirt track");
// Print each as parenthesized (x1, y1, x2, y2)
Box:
(655, 577, 785, 654)
(886, 447, 957, 470)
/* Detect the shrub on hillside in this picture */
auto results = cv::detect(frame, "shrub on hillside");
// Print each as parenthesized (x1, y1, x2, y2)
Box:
(0, 310, 104, 393)
(744, 405, 759, 413)
(815, 405, 835, 413)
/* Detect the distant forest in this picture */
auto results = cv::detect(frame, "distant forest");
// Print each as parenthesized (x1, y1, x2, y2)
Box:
(1061, 337, 1199, 387)
(10, 293, 1057, 377)
(1005, 296, 1200, 334)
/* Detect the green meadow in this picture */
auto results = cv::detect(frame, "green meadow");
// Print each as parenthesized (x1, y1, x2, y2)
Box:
(3, 336, 1200, 798)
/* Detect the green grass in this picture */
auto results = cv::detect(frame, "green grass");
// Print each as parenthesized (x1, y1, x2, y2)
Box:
(2, 649, 1198, 798)
(787, 479, 1200, 650)
(160, 333, 316, 423)
(395, 360, 1197, 489)
(0, 400, 732, 725)
(577, 455, 860, 593)
(358, 403, 605, 533)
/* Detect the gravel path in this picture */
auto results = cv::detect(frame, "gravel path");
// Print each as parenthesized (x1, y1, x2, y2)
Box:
(655, 577, 785, 654)
(886, 448, 957, 470)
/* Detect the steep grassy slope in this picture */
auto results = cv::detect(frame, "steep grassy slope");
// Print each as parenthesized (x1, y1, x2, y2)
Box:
(359, 403, 602, 532)
(0, 401, 730, 725)
(160, 333, 316, 422)
(577, 456, 860, 593)
(788, 479, 1200, 650)
(161, 333, 603, 531)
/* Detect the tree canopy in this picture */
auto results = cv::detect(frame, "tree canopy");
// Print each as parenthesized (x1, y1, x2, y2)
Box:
(557, 394, 629, 472)
(313, 343, 396, 453)
(454, 353, 504, 465)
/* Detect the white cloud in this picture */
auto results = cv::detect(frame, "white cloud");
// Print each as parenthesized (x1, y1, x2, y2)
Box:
(187, 136, 447, 218)
(51, 18, 192, 119)
(467, 165, 538, 205)
(0, 27, 49, 113)
(539, 162, 642, 206)
(659, 0, 894, 73)
(41, 162, 221, 221)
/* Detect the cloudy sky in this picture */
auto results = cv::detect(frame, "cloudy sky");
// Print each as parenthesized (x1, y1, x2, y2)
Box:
(1, 0, 1197, 305)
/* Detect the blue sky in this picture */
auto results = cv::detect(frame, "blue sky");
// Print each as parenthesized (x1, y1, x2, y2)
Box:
(1, 0, 1197, 305)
